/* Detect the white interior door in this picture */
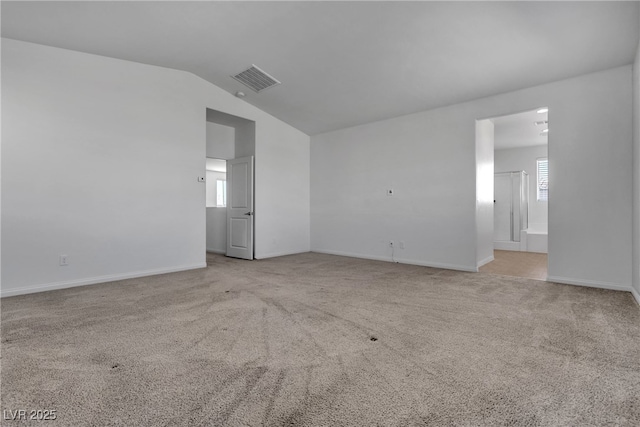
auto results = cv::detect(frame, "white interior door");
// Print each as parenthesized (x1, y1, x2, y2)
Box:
(226, 156, 254, 260)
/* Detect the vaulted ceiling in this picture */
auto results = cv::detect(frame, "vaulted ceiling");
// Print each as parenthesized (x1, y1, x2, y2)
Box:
(2, 1, 638, 135)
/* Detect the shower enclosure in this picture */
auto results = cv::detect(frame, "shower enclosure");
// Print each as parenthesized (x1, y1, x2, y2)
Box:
(494, 171, 528, 249)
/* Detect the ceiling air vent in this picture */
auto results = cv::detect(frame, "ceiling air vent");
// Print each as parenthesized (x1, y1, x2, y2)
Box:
(231, 64, 281, 93)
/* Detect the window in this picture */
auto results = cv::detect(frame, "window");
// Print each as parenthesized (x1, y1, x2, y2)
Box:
(216, 180, 227, 207)
(205, 171, 227, 208)
(537, 158, 548, 201)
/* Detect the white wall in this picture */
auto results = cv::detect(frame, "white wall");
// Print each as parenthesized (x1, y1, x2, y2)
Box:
(495, 145, 548, 230)
(312, 109, 480, 271)
(206, 109, 255, 159)
(235, 122, 256, 159)
(2, 39, 206, 295)
(312, 66, 633, 291)
(206, 207, 227, 254)
(1, 39, 310, 296)
(633, 8, 640, 301)
(206, 122, 235, 160)
(475, 119, 494, 268)
(254, 118, 311, 258)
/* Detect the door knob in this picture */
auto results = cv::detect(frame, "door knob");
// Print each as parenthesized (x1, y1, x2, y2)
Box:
(244, 212, 253, 216)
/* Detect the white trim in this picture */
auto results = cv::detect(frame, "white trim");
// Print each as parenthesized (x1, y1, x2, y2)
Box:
(311, 249, 477, 272)
(477, 255, 494, 269)
(493, 241, 521, 251)
(206, 249, 226, 255)
(0, 263, 207, 298)
(546, 275, 632, 292)
(255, 249, 311, 260)
(631, 287, 640, 307)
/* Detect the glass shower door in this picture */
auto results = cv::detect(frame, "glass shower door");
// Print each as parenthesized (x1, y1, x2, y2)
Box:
(494, 171, 529, 244)
(494, 173, 512, 241)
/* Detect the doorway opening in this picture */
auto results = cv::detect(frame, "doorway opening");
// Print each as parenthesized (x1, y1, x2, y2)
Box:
(476, 107, 549, 280)
(206, 109, 256, 260)
(205, 158, 228, 254)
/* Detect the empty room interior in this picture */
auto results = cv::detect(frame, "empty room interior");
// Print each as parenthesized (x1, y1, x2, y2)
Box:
(2, 2, 640, 426)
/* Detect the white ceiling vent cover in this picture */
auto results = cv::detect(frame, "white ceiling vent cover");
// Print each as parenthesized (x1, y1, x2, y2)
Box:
(232, 65, 281, 93)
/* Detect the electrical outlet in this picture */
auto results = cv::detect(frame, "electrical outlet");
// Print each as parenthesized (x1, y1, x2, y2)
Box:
(399, 241, 405, 249)
(389, 241, 394, 248)
(59, 254, 69, 266)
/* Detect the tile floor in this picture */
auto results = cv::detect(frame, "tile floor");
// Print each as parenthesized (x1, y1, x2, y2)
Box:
(479, 250, 548, 280)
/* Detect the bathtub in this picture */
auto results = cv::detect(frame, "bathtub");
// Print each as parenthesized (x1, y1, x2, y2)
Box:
(519, 224, 548, 254)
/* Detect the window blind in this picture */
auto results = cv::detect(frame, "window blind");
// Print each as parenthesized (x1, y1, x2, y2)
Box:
(537, 158, 548, 201)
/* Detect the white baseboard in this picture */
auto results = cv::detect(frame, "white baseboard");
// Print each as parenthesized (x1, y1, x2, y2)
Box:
(255, 249, 311, 260)
(1, 263, 207, 298)
(631, 287, 640, 307)
(311, 249, 477, 272)
(206, 249, 226, 254)
(477, 255, 494, 269)
(546, 275, 632, 293)
(493, 241, 521, 251)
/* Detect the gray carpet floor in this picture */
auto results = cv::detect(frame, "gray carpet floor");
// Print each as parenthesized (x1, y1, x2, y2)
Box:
(1, 252, 639, 426)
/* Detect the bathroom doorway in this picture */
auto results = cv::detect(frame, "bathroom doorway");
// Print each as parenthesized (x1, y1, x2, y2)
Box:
(479, 107, 549, 280)
(205, 109, 256, 260)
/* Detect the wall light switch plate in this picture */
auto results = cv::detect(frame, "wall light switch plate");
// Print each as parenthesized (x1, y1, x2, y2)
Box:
(197, 176, 205, 182)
